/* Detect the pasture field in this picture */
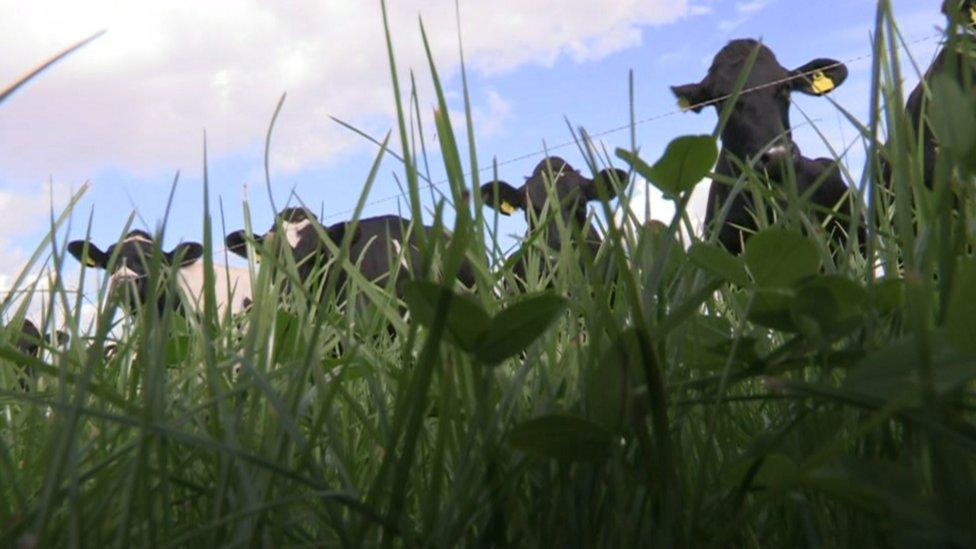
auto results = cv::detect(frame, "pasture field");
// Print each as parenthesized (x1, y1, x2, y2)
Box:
(3, 2, 976, 546)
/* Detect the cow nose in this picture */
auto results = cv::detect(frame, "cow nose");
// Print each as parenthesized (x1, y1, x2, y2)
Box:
(759, 144, 794, 168)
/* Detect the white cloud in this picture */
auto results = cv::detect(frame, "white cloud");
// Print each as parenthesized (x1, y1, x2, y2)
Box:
(0, 0, 695, 184)
(0, 183, 73, 292)
(718, 0, 773, 31)
(0, 183, 93, 329)
(737, 0, 772, 15)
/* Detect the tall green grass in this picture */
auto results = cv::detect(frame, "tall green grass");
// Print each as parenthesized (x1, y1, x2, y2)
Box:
(3, 1, 976, 545)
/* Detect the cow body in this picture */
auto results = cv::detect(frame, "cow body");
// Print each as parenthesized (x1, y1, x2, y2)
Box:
(896, 1, 976, 189)
(479, 157, 627, 284)
(6, 319, 68, 389)
(68, 231, 252, 317)
(225, 209, 475, 303)
(672, 39, 862, 255)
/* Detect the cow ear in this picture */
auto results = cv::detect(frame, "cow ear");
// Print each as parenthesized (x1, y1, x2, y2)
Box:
(791, 59, 848, 96)
(225, 230, 259, 259)
(943, 0, 976, 26)
(671, 82, 711, 113)
(166, 242, 204, 267)
(479, 181, 524, 216)
(68, 240, 109, 269)
(585, 168, 628, 201)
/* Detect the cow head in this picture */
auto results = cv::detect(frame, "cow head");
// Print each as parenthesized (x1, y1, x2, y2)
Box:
(479, 157, 628, 251)
(944, 0, 976, 28)
(225, 208, 355, 274)
(14, 320, 44, 358)
(671, 39, 847, 169)
(12, 320, 69, 357)
(68, 230, 204, 309)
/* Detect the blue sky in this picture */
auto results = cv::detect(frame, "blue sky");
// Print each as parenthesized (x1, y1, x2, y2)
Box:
(0, 0, 946, 296)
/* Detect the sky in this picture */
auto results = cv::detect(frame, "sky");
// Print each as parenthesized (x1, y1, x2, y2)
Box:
(0, 0, 949, 323)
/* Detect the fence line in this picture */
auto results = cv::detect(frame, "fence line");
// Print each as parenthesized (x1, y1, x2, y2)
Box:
(317, 31, 942, 223)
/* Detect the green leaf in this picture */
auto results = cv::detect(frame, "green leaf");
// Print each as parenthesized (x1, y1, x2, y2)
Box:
(929, 74, 976, 174)
(475, 293, 567, 365)
(845, 331, 976, 402)
(616, 134, 717, 197)
(791, 275, 868, 341)
(726, 453, 800, 491)
(688, 243, 751, 286)
(744, 229, 821, 288)
(273, 310, 306, 363)
(946, 258, 976, 355)
(746, 288, 798, 332)
(872, 278, 905, 315)
(165, 335, 191, 366)
(403, 281, 490, 352)
(804, 459, 945, 535)
(586, 330, 642, 431)
(674, 316, 759, 372)
(507, 414, 615, 462)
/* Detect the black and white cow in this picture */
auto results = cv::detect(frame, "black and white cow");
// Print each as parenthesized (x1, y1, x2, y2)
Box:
(479, 157, 628, 282)
(13, 320, 68, 357)
(68, 230, 253, 316)
(671, 39, 863, 255)
(224, 208, 476, 300)
(5, 319, 68, 389)
(894, 0, 976, 189)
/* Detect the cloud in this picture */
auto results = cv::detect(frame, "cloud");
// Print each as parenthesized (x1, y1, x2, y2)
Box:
(736, 0, 772, 14)
(0, 0, 696, 185)
(0, 183, 86, 327)
(718, 0, 773, 32)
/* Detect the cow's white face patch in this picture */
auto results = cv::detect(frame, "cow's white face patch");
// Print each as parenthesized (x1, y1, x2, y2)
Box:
(282, 218, 312, 249)
(111, 265, 141, 284)
(389, 239, 412, 270)
(122, 233, 153, 245)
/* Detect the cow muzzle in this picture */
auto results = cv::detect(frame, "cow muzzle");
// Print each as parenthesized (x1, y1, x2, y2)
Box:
(759, 144, 794, 168)
(108, 271, 147, 307)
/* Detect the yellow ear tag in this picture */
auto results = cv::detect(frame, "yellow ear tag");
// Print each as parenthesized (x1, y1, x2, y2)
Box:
(969, 6, 976, 26)
(811, 71, 835, 95)
(84, 256, 98, 267)
(677, 97, 691, 111)
(500, 201, 516, 215)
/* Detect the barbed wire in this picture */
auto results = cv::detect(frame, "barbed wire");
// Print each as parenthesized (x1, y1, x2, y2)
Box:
(4, 30, 945, 308)
(318, 31, 943, 223)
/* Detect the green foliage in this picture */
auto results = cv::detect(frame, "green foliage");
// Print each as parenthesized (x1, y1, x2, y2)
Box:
(507, 414, 615, 462)
(744, 229, 822, 288)
(616, 134, 717, 198)
(404, 281, 567, 365)
(688, 242, 750, 286)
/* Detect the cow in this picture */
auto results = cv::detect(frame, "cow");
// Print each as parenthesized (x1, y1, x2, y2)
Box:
(67, 230, 253, 317)
(479, 157, 628, 284)
(892, 0, 976, 190)
(5, 319, 68, 390)
(671, 39, 863, 255)
(224, 208, 476, 303)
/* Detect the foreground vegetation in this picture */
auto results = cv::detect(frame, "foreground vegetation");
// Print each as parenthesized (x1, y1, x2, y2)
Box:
(3, 1, 976, 546)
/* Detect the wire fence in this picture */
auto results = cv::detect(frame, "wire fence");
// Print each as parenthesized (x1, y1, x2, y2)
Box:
(2, 31, 946, 310)
(317, 31, 943, 222)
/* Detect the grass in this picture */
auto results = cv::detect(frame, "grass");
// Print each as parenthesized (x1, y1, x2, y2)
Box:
(3, 0, 976, 546)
